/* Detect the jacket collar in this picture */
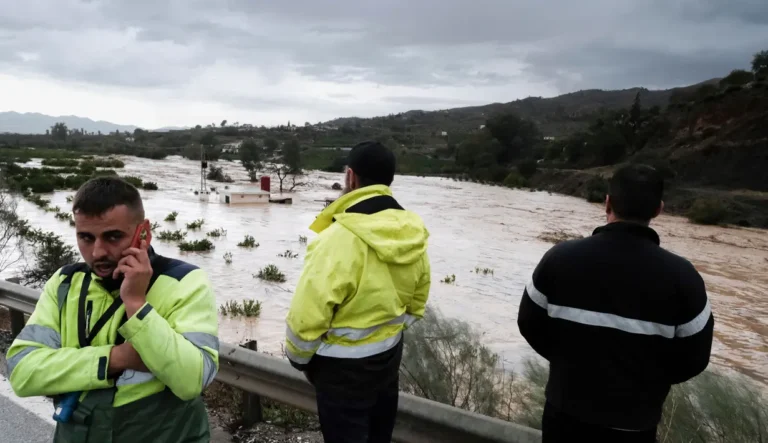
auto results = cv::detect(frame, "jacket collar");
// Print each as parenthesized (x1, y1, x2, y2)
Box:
(592, 221, 660, 245)
(309, 185, 392, 234)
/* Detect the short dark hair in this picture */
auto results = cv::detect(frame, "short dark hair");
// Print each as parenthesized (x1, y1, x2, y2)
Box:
(72, 176, 145, 220)
(608, 164, 664, 222)
(347, 141, 396, 187)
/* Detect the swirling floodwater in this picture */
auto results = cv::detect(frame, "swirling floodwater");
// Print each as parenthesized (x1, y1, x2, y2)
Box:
(9, 156, 768, 385)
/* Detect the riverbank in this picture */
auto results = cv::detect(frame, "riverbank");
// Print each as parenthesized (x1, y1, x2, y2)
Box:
(526, 167, 768, 228)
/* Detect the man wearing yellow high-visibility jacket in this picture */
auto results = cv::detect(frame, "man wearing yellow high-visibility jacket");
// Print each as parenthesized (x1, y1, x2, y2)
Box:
(6, 177, 219, 443)
(286, 141, 431, 443)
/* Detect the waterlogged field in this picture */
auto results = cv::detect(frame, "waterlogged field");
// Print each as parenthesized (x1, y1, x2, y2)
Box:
(7, 155, 768, 385)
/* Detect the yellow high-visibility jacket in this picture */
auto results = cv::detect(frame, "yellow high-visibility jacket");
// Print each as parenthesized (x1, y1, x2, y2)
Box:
(6, 253, 219, 441)
(285, 185, 431, 368)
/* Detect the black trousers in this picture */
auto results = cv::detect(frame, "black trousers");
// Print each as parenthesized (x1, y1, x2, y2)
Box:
(542, 402, 657, 443)
(314, 376, 399, 443)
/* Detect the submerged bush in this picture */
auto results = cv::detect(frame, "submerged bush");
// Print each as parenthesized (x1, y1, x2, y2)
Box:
(179, 238, 214, 252)
(256, 264, 286, 283)
(219, 299, 261, 317)
(585, 176, 608, 203)
(688, 198, 728, 225)
(142, 181, 158, 190)
(237, 235, 258, 248)
(186, 219, 205, 230)
(157, 230, 186, 241)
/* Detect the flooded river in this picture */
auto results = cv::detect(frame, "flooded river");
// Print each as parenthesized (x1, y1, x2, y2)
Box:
(9, 156, 768, 385)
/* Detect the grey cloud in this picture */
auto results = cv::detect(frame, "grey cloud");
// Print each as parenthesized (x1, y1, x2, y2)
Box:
(0, 0, 766, 114)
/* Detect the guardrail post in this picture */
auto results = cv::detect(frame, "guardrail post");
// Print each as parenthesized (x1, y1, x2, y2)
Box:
(240, 340, 263, 426)
(5, 278, 25, 338)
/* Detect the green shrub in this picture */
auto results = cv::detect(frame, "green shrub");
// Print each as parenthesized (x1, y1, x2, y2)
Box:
(41, 158, 79, 167)
(25, 194, 49, 208)
(142, 181, 158, 190)
(164, 211, 178, 222)
(179, 238, 215, 252)
(23, 176, 57, 193)
(206, 228, 227, 238)
(157, 230, 186, 241)
(55, 211, 72, 221)
(585, 176, 607, 203)
(473, 267, 495, 275)
(298, 235, 308, 244)
(517, 159, 538, 179)
(237, 235, 258, 248)
(219, 299, 262, 318)
(688, 198, 728, 225)
(256, 264, 286, 283)
(186, 219, 205, 230)
(441, 274, 456, 284)
(82, 158, 125, 168)
(503, 171, 527, 188)
(278, 249, 298, 259)
(121, 176, 143, 188)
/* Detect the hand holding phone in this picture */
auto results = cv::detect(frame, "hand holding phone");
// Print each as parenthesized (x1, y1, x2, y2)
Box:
(116, 220, 154, 317)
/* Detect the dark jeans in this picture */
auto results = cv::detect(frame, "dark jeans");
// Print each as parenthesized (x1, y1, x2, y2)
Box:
(315, 378, 399, 443)
(542, 402, 657, 443)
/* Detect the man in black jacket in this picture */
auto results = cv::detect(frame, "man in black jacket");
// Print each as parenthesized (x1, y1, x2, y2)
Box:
(518, 164, 714, 442)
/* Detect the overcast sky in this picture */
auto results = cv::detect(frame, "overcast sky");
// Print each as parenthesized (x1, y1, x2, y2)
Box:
(1, 0, 766, 129)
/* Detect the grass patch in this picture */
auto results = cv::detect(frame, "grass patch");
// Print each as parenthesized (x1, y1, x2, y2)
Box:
(207, 228, 227, 238)
(538, 230, 584, 244)
(237, 235, 259, 248)
(186, 218, 205, 230)
(441, 274, 456, 284)
(164, 211, 178, 222)
(219, 299, 262, 317)
(278, 249, 299, 259)
(157, 229, 186, 241)
(688, 198, 728, 225)
(256, 264, 286, 283)
(179, 238, 215, 252)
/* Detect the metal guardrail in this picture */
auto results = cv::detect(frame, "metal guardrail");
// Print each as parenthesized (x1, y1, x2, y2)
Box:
(0, 279, 542, 443)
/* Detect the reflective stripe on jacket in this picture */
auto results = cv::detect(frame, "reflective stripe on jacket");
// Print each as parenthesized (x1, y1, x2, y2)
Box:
(6, 252, 219, 440)
(285, 185, 431, 369)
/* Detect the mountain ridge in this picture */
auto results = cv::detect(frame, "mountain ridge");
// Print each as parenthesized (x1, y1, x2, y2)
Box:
(0, 111, 139, 135)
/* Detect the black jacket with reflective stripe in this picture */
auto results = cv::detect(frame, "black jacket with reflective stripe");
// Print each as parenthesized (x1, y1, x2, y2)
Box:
(517, 222, 714, 431)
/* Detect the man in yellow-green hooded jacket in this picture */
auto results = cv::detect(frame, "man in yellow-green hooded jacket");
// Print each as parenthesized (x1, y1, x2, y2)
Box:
(286, 141, 431, 443)
(6, 177, 218, 443)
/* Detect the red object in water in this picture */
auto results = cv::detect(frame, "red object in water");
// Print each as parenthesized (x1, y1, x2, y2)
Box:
(260, 176, 271, 192)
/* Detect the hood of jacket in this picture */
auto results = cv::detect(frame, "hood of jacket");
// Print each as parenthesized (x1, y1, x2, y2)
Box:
(309, 185, 428, 265)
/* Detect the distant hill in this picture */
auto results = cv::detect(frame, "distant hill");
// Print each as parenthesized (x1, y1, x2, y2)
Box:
(323, 79, 721, 137)
(0, 112, 138, 135)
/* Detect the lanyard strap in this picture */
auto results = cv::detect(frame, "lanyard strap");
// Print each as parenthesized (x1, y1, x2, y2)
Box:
(77, 273, 124, 348)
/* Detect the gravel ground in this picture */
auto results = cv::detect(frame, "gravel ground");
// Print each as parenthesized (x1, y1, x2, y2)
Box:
(232, 423, 324, 443)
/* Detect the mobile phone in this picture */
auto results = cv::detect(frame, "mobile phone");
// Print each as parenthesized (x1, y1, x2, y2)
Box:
(131, 220, 152, 248)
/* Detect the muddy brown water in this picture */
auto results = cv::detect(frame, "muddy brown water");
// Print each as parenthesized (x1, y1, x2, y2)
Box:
(6, 156, 768, 385)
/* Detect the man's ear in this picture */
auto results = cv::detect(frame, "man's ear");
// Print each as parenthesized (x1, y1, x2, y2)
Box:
(653, 201, 664, 219)
(605, 195, 612, 216)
